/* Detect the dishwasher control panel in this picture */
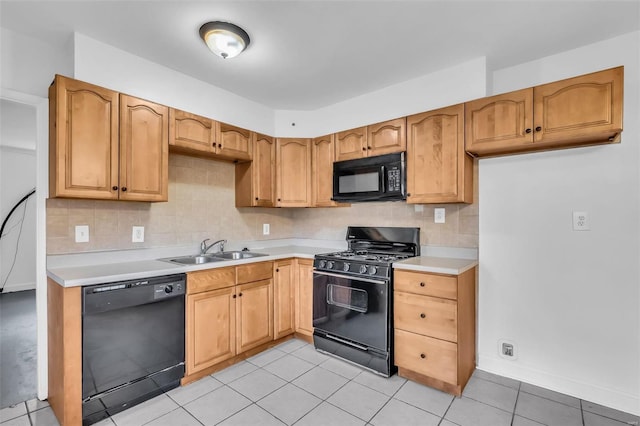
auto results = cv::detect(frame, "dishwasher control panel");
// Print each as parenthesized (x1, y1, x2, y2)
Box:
(154, 281, 184, 299)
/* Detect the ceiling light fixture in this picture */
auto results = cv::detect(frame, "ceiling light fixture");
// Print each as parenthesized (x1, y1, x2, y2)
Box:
(199, 21, 250, 59)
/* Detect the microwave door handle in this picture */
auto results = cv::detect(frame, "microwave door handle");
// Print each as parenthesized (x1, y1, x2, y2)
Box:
(380, 165, 386, 193)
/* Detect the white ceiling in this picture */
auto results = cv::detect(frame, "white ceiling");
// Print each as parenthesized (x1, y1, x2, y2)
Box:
(1, 1, 639, 110)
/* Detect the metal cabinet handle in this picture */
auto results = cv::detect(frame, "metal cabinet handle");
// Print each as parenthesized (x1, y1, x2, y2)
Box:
(420, 353, 426, 359)
(238, 292, 243, 297)
(525, 128, 532, 134)
(535, 126, 542, 132)
(121, 187, 127, 192)
(419, 282, 425, 287)
(112, 186, 118, 191)
(420, 313, 426, 319)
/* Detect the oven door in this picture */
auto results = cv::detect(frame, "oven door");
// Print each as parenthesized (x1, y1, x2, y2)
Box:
(312, 270, 388, 352)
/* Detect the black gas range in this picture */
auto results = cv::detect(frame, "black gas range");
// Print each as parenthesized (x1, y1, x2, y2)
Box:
(312, 226, 420, 376)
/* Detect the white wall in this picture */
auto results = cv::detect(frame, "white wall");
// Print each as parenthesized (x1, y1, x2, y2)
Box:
(0, 100, 37, 292)
(73, 33, 275, 135)
(0, 27, 74, 97)
(274, 57, 487, 137)
(478, 31, 640, 415)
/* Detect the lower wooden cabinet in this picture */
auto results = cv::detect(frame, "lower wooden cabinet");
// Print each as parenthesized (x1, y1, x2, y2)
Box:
(295, 259, 314, 338)
(187, 285, 236, 374)
(236, 279, 274, 353)
(185, 262, 273, 378)
(394, 267, 476, 396)
(274, 259, 295, 339)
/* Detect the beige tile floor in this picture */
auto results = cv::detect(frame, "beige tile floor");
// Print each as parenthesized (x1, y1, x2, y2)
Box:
(1, 338, 638, 426)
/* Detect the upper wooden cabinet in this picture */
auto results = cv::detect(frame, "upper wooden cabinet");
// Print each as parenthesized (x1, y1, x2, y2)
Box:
(119, 95, 169, 202)
(312, 134, 340, 207)
(218, 123, 252, 161)
(335, 119, 406, 162)
(169, 109, 217, 153)
(367, 118, 407, 157)
(407, 104, 473, 204)
(276, 138, 312, 207)
(49, 75, 120, 200)
(465, 66, 623, 157)
(169, 108, 252, 162)
(235, 133, 276, 207)
(335, 127, 367, 161)
(49, 75, 168, 202)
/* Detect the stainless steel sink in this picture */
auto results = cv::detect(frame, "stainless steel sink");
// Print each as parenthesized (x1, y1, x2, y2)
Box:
(161, 251, 268, 265)
(210, 251, 268, 260)
(163, 255, 225, 265)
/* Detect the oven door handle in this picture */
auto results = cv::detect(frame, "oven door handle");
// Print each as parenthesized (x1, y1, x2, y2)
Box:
(313, 270, 387, 285)
(325, 334, 369, 351)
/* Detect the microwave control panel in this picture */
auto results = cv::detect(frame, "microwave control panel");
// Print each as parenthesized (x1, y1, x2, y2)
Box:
(387, 166, 402, 192)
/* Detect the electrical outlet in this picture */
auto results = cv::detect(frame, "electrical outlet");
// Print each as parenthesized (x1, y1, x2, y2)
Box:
(263, 223, 270, 235)
(75, 225, 89, 243)
(573, 211, 590, 231)
(502, 343, 514, 357)
(498, 339, 517, 359)
(434, 208, 446, 224)
(132, 226, 145, 242)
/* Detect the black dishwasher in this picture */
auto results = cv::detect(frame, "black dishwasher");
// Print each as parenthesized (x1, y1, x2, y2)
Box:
(82, 274, 186, 425)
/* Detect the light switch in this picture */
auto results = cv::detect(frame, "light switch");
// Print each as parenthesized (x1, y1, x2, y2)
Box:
(263, 224, 270, 235)
(75, 225, 89, 243)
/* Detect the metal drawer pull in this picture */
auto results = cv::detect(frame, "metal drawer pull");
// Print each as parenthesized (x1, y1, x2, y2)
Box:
(420, 313, 426, 318)
(420, 353, 426, 359)
(419, 282, 425, 287)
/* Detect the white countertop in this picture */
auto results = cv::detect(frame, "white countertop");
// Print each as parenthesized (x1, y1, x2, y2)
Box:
(47, 241, 478, 287)
(47, 246, 329, 287)
(393, 256, 478, 275)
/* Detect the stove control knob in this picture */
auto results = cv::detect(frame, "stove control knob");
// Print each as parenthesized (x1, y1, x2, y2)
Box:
(318, 260, 326, 269)
(327, 261, 334, 269)
(359, 265, 368, 274)
(343, 263, 350, 272)
(368, 266, 378, 275)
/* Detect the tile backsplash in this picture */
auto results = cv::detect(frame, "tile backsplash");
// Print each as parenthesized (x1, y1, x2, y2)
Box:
(46, 155, 478, 254)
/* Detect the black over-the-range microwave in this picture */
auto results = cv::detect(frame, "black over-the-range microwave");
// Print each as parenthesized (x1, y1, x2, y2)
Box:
(332, 152, 406, 202)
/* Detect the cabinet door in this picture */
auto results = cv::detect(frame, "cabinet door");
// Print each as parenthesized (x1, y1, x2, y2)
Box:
(534, 66, 623, 145)
(465, 88, 534, 156)
(186, 287, 236, 375)
(119, 95, 169, 202)
(407, 104, 472, 204)
(274, 260, 295, 339)
(253, 134, 276, 206)
(49, 75, 119, 200)
(335, 127, 367, 161)
(218, 123, 252, 161)
(367, 118, 406, 156)
(311, 134, 340, 207)
(276, 138, 312, 207)
(169, 108, 217, 153)
(295, 259, 314, 337)
(236, 279, 274, 353)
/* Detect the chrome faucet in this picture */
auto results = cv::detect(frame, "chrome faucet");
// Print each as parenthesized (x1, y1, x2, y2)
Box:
(200, 239, 227, 255)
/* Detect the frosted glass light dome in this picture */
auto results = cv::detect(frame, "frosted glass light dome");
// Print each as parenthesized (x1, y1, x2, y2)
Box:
(199, 21, 250, 59)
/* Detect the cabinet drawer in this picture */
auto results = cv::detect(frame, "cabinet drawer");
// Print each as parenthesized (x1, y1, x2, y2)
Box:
(394, 329, 457, 385)
(394, 292, 457, 342)
(187, 267, 235, 294)
(394, 270, 457, 300)
(237, 261, 273, 284)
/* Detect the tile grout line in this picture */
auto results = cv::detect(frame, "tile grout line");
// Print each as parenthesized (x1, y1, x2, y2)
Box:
(510, 380, 522, 426)
(439, 393, 457, 425)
